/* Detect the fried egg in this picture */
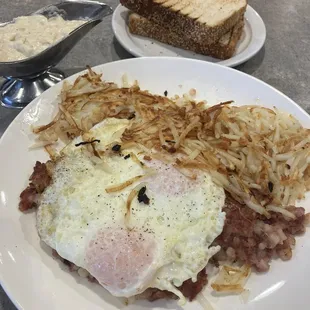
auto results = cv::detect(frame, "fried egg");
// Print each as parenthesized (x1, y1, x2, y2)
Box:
(37, 118, 226, 304)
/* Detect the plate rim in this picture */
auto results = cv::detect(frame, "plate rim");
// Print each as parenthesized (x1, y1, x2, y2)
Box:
(112, 5, 267, 67)
(0, 57, 309, 310)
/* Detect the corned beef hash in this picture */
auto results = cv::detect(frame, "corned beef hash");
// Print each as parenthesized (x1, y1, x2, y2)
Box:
(19, 68, 310, 306)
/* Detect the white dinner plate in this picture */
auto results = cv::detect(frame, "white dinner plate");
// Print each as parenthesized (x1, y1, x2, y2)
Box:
(0, 57, 309, 310)
(112, 5, 266, 67)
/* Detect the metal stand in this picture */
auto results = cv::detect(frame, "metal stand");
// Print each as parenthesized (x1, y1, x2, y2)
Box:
(0, 68, 65, 109)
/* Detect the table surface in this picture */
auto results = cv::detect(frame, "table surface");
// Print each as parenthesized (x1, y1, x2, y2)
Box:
(1, 0, 310, 309)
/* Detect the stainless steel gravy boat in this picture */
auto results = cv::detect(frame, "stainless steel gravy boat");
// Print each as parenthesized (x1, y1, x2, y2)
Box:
(0, 0, 113, 108)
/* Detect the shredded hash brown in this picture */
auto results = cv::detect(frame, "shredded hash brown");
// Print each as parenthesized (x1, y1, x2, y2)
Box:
(32, 67, 310, 219)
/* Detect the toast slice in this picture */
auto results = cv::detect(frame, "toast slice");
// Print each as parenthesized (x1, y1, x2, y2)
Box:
(121, 0, 247, 45)
(128, 12, 244, 59)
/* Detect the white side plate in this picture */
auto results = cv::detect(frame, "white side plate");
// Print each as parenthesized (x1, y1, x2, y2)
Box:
(112, 5, 266, 67)
(0, 58, 309, 310)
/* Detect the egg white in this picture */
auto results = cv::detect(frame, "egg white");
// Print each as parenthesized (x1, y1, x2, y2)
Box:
(37, 118, 226, 304)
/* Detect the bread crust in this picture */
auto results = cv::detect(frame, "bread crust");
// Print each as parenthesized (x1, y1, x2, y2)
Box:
(129, 12, 244, 59)
(121, 0, 247, 44)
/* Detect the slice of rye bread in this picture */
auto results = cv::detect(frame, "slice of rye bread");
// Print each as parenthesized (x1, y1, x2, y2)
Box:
(128, 12, 245, 59)
(121, 0, 247, 45)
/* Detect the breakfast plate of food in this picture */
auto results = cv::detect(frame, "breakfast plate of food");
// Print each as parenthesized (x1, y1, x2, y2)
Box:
(112, 0, 266, 67)
(0, 57, 309, 310)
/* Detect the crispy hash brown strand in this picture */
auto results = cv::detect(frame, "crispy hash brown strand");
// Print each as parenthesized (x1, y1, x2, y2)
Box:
(31, 68, 310, 219)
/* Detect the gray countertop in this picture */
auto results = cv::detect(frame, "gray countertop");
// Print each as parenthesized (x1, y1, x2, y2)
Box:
(0, 0, 309, 309)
